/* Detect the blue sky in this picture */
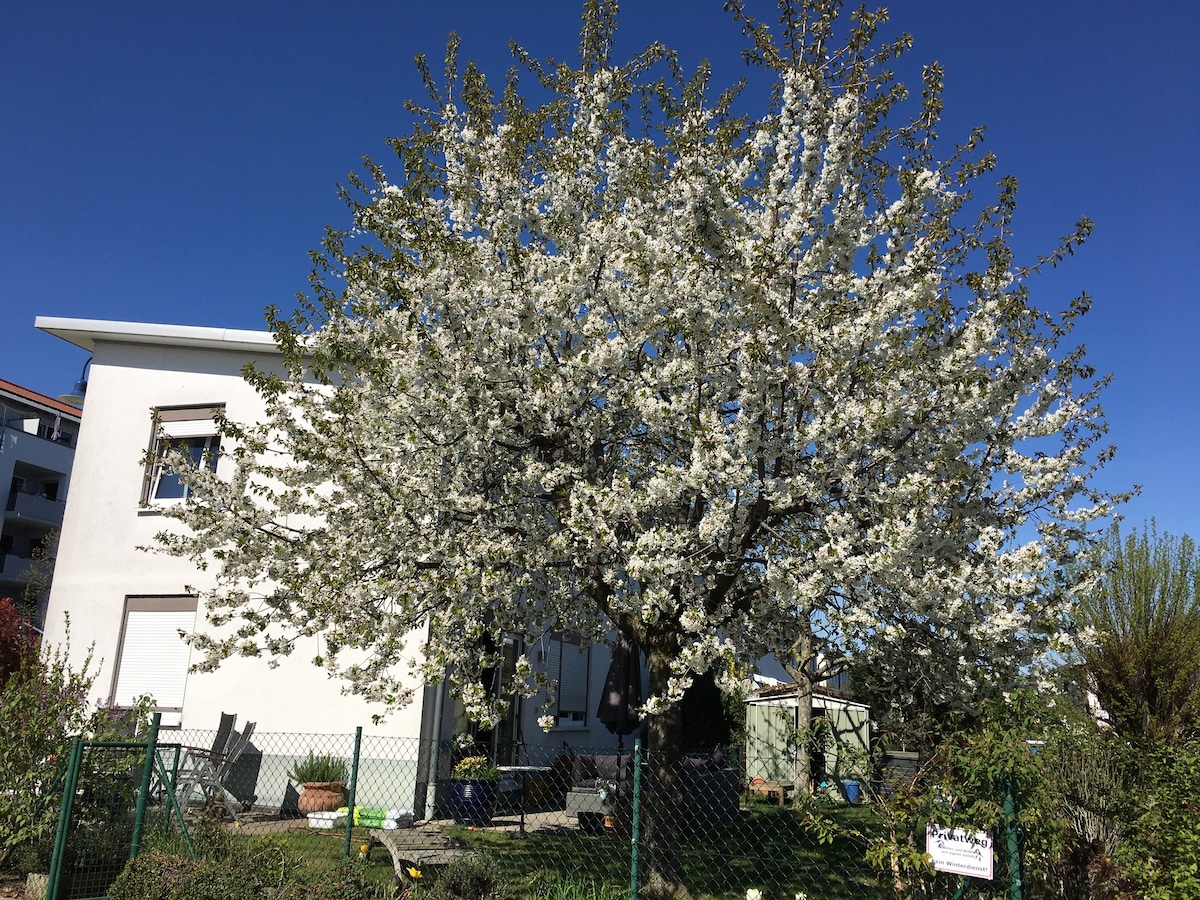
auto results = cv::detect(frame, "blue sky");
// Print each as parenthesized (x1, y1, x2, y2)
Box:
(2, 2, 1197, 538)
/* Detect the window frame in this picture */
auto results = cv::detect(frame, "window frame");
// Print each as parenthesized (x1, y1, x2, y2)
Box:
(141, 405, 224, 506)
(109, 595, 199, 729)
(544, 632, 590, 728)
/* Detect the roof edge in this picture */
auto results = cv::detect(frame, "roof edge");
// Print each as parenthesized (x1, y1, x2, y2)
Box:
(35, 316, 279, 354)
(0, 377, 83, 419)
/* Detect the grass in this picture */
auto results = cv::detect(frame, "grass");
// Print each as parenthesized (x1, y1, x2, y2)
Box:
(441, 800, 886, 899)
(177, 801, 891, 899)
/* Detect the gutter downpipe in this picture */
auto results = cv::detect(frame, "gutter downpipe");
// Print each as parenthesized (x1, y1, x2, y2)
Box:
(424, 674, 446, 820)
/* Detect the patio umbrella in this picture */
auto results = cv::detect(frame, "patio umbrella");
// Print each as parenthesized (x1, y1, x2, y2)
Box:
(596, 628, 643, 748)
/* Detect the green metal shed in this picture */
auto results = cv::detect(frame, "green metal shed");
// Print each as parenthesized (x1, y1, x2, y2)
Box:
(745, 683, 871, 791)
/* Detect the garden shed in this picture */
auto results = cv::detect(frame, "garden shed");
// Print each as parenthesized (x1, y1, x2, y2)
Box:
(744, 682, 871, 789)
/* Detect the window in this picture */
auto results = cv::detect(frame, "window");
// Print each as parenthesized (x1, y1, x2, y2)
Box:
(110, 596, 198, 728)
(143, 406, 223, 504)
(544, 633, 590, 726)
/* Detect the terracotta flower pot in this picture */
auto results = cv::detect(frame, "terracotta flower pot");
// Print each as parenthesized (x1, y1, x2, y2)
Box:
(298, 781, 346, 814)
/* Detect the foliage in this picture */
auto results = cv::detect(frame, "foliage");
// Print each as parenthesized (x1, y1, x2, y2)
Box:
(289, 751, 349, 784)
(159, 0, 1115, 733)
(452, 755, 501, 781)
(20, 528, 59, 624)
(153, 1, 1120, 889)
(110, 847, 291, 900)
(531, 874, 625, 900)
(1115, 738, 1200, 900)
(282, 859, 388, 900)
(0, 596, 37, 688)
(113, 824, 394, 900)
(0, 618, 149, 868)
(800, 689, 1083, 898)
(1076, 521, 1200, 744)
(412, 853, 511, 900)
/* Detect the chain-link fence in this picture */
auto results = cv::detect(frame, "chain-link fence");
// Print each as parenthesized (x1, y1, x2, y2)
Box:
(44, 722, 1029, 899)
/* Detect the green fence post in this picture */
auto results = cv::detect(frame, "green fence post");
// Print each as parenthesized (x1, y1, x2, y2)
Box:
(152, 750, 194, 858)
(46, 736, 84, 900)
(128, 713, 162, 862)
(343, 727, 364, 859)
(1003, 772, 1025, 900)
(629, 738, 642, 900)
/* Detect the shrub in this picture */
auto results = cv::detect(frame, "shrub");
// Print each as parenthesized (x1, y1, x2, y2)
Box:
(108, 849, 281, 900)
(289, 751, 349, 784)
(451, 755, 501, 781)
(1116, 739, 1200, 900)
(0, 617, 149, 868)
(0, 596, 37, 688)
(110, 847, 387, 900)
(416, 854, 511, 900)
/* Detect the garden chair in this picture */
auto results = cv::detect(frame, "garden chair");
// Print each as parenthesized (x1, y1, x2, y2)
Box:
(173, 714, 256, 823)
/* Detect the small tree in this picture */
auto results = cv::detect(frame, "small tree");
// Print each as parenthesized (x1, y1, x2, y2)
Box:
(1076, 522, 1200, 744)
(157, 1, 1120, 892)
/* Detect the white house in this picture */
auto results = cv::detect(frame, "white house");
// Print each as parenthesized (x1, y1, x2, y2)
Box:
(1, 377, 81, 630)
(37, 316, 634, 812)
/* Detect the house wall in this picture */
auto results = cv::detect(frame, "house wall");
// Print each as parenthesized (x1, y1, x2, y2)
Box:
(41, 335, 428, 741)
(38, 317, 636, 821)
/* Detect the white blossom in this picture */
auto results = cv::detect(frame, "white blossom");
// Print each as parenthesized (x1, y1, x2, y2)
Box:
(155, 1, 1121, 737)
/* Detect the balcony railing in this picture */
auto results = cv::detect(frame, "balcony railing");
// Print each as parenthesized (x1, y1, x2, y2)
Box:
(0, 554, 34, 582)
(3, 491, 66, 526)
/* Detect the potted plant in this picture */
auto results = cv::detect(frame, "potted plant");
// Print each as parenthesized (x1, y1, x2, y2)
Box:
(289, 751, 349, 814)
(446, 755, 501, 826)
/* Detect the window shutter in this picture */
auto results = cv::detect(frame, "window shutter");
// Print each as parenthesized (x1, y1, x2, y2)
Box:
(160, 419, 219, 439)
(112, 603, 197, 719)
(559, 642, 588, 713)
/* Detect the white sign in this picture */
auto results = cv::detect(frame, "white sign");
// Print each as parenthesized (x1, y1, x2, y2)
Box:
(925, 824, 994, 880)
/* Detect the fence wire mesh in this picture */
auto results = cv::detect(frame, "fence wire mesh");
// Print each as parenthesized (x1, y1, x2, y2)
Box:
(50, 741, 152, 900)
(46, 725, 1026, 899)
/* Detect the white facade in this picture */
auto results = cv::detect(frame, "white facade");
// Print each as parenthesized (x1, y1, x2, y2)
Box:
(36, 317, 630, 759)
(0, 377, 81, 629)
(37, 317, 430, 741)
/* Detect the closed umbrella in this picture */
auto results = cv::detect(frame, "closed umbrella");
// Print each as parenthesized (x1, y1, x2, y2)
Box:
(596, 628, 643, 748)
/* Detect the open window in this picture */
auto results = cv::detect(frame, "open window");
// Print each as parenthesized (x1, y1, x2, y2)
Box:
(545, 633, 590, 727)
(142, 405, 223, 504)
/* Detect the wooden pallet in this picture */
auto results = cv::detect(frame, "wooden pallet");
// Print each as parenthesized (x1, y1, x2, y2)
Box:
(369, 824, 473, 876)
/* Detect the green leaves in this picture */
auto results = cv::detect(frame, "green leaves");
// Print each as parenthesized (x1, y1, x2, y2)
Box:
(1077, 522, 1200, 744)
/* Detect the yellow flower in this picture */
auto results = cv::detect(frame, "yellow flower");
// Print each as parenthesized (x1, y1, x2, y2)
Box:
(405, 866, 423, 880)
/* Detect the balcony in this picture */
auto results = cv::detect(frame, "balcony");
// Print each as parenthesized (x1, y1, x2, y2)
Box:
(4, 491, 66, 527)
(0, 554, 34, 583)
(1, 424, 75, 474)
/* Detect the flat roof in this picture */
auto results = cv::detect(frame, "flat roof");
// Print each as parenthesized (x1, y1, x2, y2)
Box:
(35, 316, 279, 355)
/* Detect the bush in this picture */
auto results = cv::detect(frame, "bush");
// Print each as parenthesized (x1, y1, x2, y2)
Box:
(416, 854, 511, 900)
(1116, 739, 1200, 899)
(0, 597, 36, 688)
(109, 847, 388, 900)
(0, 616, 149, 868)
(108, 850, 277, 900)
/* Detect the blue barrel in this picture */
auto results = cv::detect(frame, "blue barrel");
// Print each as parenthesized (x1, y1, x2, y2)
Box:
(844, 780, 861, 803)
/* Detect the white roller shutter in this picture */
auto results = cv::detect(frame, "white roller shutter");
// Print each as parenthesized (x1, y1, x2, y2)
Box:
(160, 418, 218, 439)
(112, 600, 198, 726)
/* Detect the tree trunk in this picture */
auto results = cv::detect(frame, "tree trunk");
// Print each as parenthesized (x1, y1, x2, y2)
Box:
(641, 644, 692, 899)
(783, 629, 817, 800)
(792, 675, 814, 800)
